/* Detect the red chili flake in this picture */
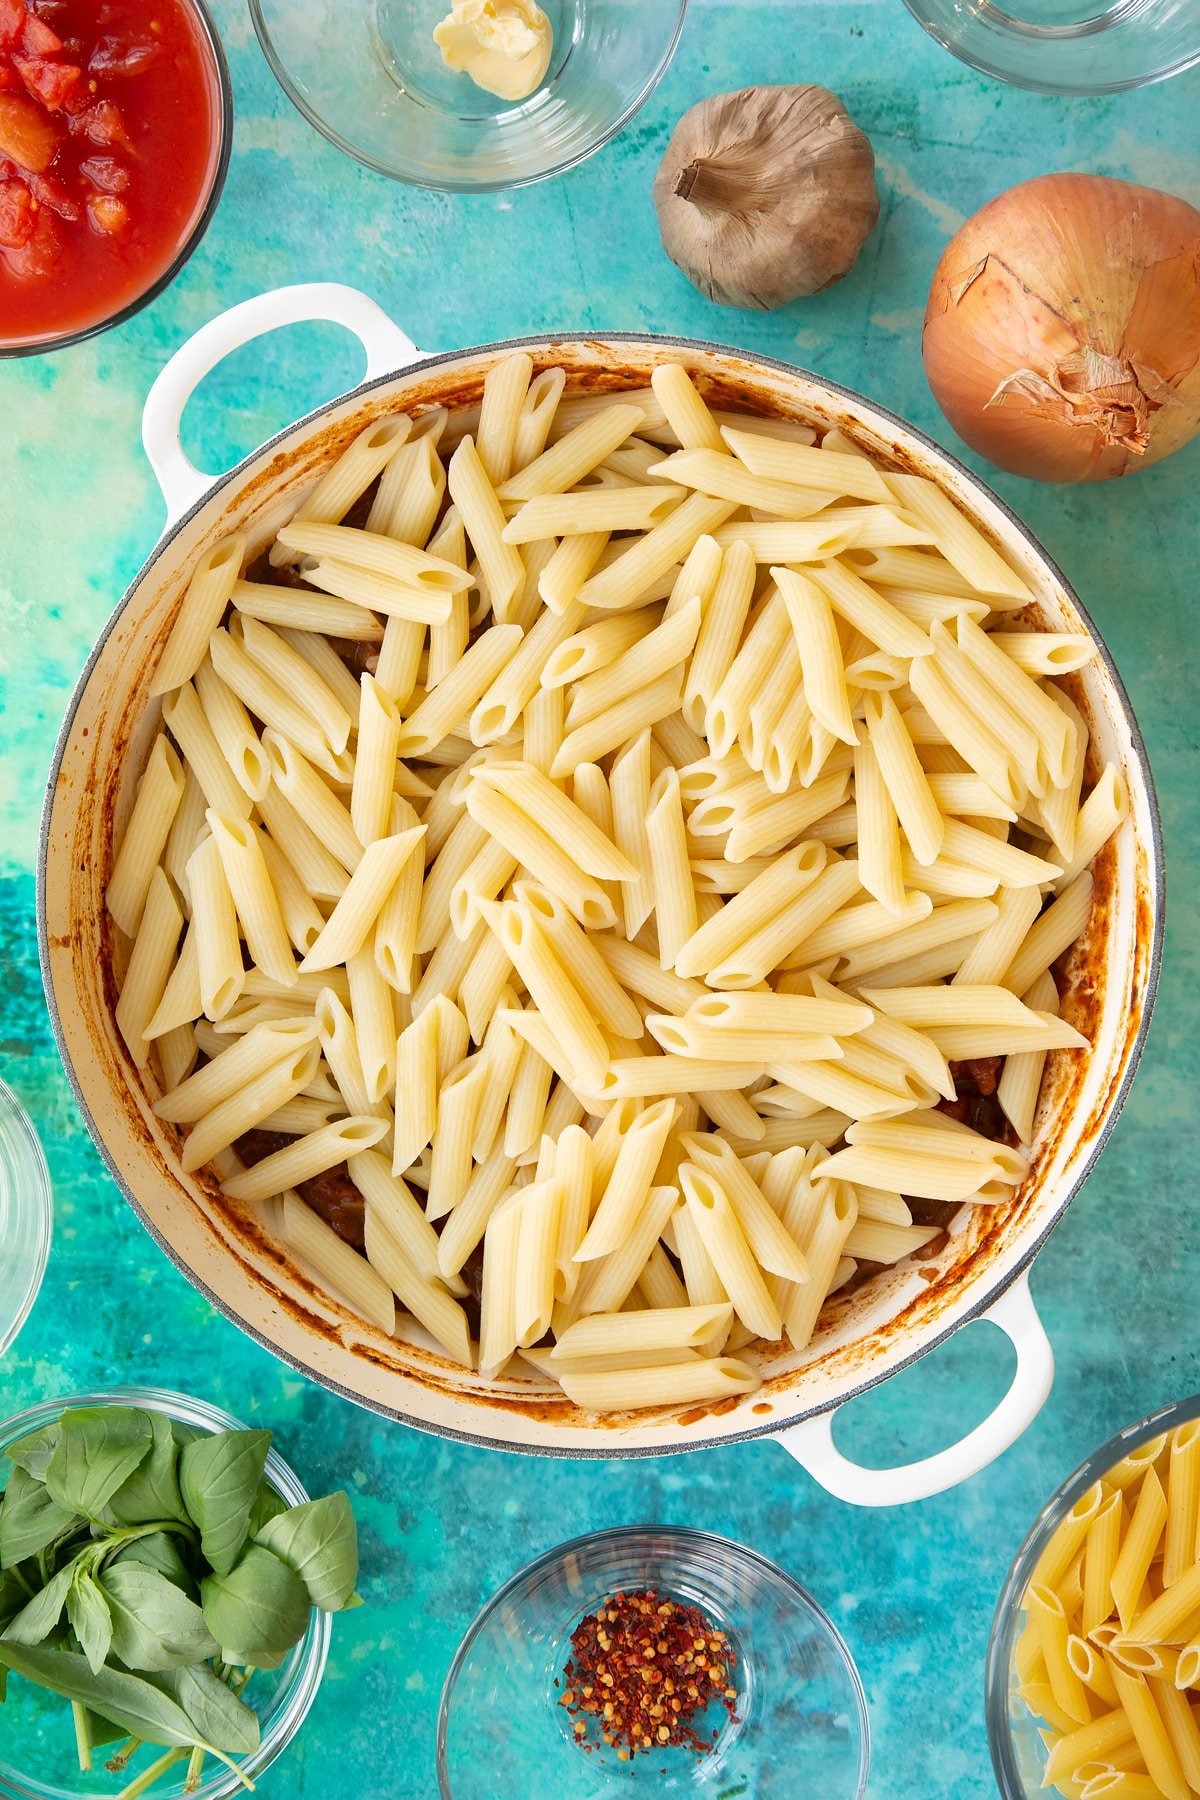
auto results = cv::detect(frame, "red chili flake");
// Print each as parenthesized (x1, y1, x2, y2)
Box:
(558, 1588, 739, 1761)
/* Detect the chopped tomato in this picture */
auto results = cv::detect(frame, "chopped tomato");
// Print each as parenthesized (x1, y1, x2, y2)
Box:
(0, 174, 32, 246)
(14, 53, 80, 108)
(0, 64, 17, 87)
(0, 0, 26, 48)
(79, 151, 126, 191)
(20, 12, 60, 53)
(2, 198, 58, 275)
(69, 97, 129, 148)
(28, 163, 77, 216)
(0, 90, 59, 169)
(89, 34, 158, 75)
(86, 190, 126, 233)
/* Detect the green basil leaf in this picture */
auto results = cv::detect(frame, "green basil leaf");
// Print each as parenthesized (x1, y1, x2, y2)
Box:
(109, 1531, 194, 1592)
(45, 1408, 154, 1520)
(201, 1545, 310, 1665)
(0, 1568, 28, 1630)
(172, 1664, 261, 1756)
(0, 1465, 80, 1569)
(0, 1642, 202, 1747)
(246, 1479, 287, 1540)
(81, 1706, 128, 1749)
(66, 1571, 113, 1675)
(254, 1492, 359, 1612)
(179, 1431, 271, 1578)
(99, 1565, 220, 1673)
(4, 1422, 61, 1483)
(105, 1412, 187, 1528)
(1, 1558, 76, 1646)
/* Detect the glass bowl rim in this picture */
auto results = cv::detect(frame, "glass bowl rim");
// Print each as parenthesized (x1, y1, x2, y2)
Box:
(985, 1389, 1200, 1797)
(436, 1521, 871, 1797)
(0, 1077, 53, 1359)
(0, 1383, 331, 1800)
(247, 0, 689, 194)
(0, 0, 233, 360)
(899, 0, 1200, 95)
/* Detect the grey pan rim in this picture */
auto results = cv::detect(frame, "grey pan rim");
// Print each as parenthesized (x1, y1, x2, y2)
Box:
(36, 327, 1165, 1460)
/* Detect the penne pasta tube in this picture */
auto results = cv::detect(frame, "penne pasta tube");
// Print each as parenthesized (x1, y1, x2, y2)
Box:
(500, 402, 648, 502)
(280, 1190, 396, 1334)
(564, 1182, 680, 1324)
(553, 1301, 735, 1361)
(557, 1356, 759, 1413)
(427, 1053, 490, 1221)
(814, 1143, 1018, 1203)
(887, 472, 1031, 602)
(476, 351, 532, 487)
(990, 632, 1098, 676)
(152, 535, 248, 695)
(680, 1163, 780, 1340)
(275, 519, 471, 592)
(222, 1116, 388, 1202)
(504, 485, 685, 543)
(261, 730, 362, 872)
(578, 492, 736, 611)
(609, 730, 658, 939)
(842, 1219, 941, 1261)
(206, 811, 296, 989)
(351, 675, 403, 846)
(646, 767, 698, 971)
(481, 900, 610, 1089)
(162, 682, 254, 822)
(470, 600, 585, 740)
(300, 828, 425, 972)
(1043, 1711, 1137, 1786)
(181, 1042, 321, 1172)
(574, 1100, 677, 1262)
(472, 763, 635, 881)
(144, 924, 201, 1041)
(651, 365, 725, 453)
(396, 623, 522, 756)
(114, 867, 183, 1069)
(514, 1176, 562, 1345)
(1106, 1662, 1191, 1800)
(1026, 1583, 1093, 1725)
(107, 735, 186, 937)
(550, 667, 685, 777)
(504, 1037, 554, 1161)
(706, 857, 862, 989)
(464, 778, 616, 930)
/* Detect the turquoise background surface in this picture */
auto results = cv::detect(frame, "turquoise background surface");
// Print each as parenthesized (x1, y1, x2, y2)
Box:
(2, 2, 1199, 1793)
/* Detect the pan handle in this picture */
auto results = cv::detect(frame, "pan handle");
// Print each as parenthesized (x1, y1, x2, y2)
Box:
(141, 283, 422, 524)
(772, 1272, 1053, 1507)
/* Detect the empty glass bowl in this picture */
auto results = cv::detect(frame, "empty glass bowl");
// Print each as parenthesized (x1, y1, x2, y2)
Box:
(0, 1386, 330, 1800)
(986, 1392, 1200, 1797)
(0, 1079, 52, 1358)
(437, 1525, 870, 1797)
(902, 0, 1200, 94)
(250, 0, 688, 191)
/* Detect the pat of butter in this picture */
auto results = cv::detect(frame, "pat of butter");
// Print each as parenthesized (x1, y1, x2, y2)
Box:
(433, 0, 553, 102)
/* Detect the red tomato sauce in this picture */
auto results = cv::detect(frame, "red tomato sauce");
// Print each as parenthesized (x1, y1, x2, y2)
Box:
(0, 0, 224, 348)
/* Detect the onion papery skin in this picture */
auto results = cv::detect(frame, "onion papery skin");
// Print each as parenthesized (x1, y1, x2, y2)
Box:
(922, 173, 1200, 483)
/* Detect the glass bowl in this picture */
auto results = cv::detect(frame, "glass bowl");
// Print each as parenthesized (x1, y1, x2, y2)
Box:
(0, 1079, 52, 1358)
(0, 1386, 330, 1800)
(437, 1525, 870, 1797)
(249, 0, 688, 192)
(986, 1392, 1200, 1797)
(902, 0, 1200, 95)
(0, 0, 232, 358)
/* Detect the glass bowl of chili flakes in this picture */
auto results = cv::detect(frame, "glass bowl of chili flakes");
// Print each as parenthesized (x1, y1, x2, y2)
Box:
(436, 1524, 870, 1796)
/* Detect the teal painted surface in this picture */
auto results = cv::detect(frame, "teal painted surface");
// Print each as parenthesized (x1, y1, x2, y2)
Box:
(1, 3, 1198, 1793)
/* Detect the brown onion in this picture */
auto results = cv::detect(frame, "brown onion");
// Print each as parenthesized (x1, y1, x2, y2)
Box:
(922, 173, 1200, 483)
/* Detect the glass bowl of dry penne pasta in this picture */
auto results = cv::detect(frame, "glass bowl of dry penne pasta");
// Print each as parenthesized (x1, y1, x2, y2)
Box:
(0, 1078, 52, 1360)
(40, 285, 1163, 1487)
(988, 1395, 1200, 1800)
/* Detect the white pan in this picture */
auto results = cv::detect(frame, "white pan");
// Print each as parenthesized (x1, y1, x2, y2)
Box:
(38, 284, 1163, 1505)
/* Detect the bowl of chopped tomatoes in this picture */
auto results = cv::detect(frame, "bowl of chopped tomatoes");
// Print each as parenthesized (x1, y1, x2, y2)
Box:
(0, 0, 231, 355)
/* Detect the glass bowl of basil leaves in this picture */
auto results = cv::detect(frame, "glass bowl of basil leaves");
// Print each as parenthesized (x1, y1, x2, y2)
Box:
(0, 1386, 356, 1799)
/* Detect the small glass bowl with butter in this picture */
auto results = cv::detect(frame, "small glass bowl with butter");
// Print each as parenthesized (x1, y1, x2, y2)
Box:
(250, 0, 689, 192)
